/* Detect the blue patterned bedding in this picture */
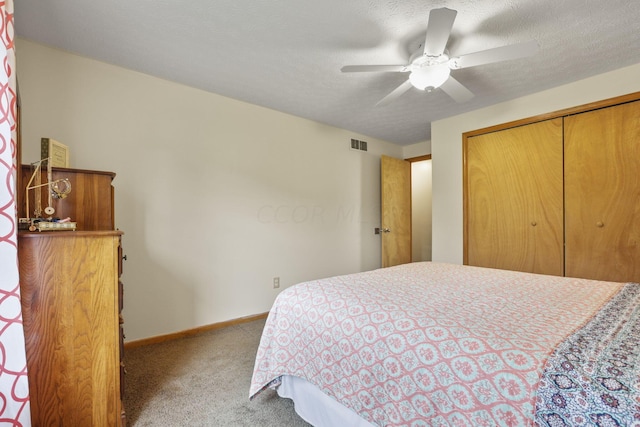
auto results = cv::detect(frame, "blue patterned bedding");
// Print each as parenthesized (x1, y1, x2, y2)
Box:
(535, 283, 640, 426)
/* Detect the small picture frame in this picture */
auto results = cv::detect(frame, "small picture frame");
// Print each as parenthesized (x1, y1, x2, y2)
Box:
(41, 138, 69, 168)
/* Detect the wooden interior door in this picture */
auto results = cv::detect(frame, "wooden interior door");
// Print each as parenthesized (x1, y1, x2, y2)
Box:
(465, 118, 564, 275)
(381, 155, 411, 267)
(564, 100, 640, 282)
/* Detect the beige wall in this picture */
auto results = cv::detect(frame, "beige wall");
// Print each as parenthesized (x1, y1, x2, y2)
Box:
(403, 141, 431, 159)
(431, 63, 640, 264)
(16, 39, 404, 341)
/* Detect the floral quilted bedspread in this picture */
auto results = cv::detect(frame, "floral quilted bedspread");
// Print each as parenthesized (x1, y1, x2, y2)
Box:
(535, 282, 640, 426)
(249, 262, 638, 426)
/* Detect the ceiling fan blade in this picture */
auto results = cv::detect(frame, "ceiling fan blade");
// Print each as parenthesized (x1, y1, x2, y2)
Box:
(341, 65, 408, 73)
(440, 76, 474, 103)
(423, 8, 457, 56)
(450, 40, 538, 69)
(376, 79, 414, 107)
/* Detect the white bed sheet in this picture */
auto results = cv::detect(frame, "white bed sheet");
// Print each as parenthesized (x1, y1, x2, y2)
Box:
(277, 375, 376, 427)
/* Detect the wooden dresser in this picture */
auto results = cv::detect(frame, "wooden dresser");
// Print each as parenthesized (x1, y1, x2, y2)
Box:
(17, 167, 126, 426)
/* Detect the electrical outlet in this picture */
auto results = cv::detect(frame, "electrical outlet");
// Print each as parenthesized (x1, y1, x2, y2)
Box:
(273, 277, 280, 288)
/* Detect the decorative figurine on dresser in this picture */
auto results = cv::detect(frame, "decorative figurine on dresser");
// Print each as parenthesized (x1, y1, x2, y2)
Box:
(17, 159, 126, 426)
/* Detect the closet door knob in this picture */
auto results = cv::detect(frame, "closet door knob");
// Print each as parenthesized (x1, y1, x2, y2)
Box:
(596, 221, 604, 228)
(531, 221, 537, 226)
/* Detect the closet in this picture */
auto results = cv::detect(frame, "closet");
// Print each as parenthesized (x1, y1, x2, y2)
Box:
(464, 93, 640, 283)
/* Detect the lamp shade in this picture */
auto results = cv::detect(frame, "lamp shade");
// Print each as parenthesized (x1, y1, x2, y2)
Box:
(409, 63, 451, 90)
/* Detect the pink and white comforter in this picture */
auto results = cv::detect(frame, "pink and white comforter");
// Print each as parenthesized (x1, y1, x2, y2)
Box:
(249, 262, 639, 426)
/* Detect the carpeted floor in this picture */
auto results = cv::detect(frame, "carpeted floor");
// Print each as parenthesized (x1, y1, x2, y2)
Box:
(123, 318, 312, 426)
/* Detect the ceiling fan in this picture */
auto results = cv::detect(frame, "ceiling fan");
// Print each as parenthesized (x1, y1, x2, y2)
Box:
(341, 8, 538, 106)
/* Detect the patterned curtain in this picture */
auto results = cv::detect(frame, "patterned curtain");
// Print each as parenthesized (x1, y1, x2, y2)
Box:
(0, 0, 31, 425)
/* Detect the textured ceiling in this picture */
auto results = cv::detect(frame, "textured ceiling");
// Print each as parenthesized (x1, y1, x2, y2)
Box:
(13, 0, 640, 145)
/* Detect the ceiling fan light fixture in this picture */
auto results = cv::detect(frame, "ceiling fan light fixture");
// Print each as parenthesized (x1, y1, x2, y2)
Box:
(340, 8, 538, 106)
(409, 62, 451, 91)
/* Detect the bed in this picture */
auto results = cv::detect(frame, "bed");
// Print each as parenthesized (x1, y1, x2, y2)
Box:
(249, 262, 640, 426)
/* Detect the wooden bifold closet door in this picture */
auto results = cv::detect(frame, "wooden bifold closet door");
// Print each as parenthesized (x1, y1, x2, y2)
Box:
(564, 100, 640, 282)
(465, 118, 564, 276)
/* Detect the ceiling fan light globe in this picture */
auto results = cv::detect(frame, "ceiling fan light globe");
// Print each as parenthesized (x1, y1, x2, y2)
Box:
(409, 63, 451, 90)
